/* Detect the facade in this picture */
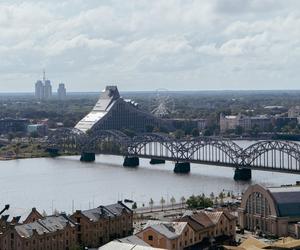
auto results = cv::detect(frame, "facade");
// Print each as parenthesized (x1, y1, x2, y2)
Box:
(0, 118, 29, 135)
(75, 86, 167, 133)
(288, 106, 300, 118)
(238, 184, 300, 238)
(220, 113, 272, 133)
(288, 106, 300, 124)
(136, 221, 193, 250)
(27, 124, 48, 136)
(34, 71, 52, 100)
(70, 202, 133, 248)
(178, 210, 236, 247)
(0, 214, 77, 250)
(57, 83, 67, 100)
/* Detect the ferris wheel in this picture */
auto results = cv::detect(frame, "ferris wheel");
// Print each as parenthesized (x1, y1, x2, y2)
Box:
(150, 89, 175, 118)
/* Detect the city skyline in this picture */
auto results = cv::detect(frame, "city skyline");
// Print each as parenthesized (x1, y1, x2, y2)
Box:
(0, 0, 300, 92)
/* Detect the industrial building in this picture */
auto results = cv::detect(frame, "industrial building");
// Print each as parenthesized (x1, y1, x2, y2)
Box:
(238, 184, 300, 238)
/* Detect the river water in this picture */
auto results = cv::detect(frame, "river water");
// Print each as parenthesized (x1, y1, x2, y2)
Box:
(0, 140, 299, 217)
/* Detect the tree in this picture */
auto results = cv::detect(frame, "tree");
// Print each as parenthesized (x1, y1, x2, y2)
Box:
(132, 202, 137, 209)
(174, 129, 185, 139)
(191, 128, 200, 137)
(160, 197, 166, 211)
(149, 198, 154, 212)
(170, 196, 176, 208)
(235, 125, 244, 135)
(210, 192, 215, 200)
(180, 196, 186, 208)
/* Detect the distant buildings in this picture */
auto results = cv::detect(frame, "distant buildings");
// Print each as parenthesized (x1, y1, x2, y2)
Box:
(0, 118, 29, 135)
(220, 113, 272, 133)
(35, 70, 52, 100)
(288, 106, 300, 124)
(238, 184, 300, 238)
(27, 123, 48, 136)
(57, 83, 67, 100)
(34, 71, 67, 100)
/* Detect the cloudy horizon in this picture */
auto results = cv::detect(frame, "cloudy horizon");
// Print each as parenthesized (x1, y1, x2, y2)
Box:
(1, 0, 300, 92)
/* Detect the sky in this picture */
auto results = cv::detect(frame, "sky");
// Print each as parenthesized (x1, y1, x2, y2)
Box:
(0, 0, 300, 92)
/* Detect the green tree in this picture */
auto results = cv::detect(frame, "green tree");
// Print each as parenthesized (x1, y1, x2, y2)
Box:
(191, 128, 200, 137)
(132, 202, 137, 209)
(149, 198, 154, 212)
(174, 129, 185, 139)
(170, 196, 176, 208)
(180, 196, 186, 208)
(160, 197, 166, 211)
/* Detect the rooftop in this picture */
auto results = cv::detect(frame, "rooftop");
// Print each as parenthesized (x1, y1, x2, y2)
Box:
(142, 220, 187, 240)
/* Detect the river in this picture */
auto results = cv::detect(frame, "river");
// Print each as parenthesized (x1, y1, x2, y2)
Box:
(1, 140, 300, 218)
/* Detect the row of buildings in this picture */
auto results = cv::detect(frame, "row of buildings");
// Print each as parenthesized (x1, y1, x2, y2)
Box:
(0, 201, 133, 250)
(0, 201, 237, 250)
(220, 113, 298, 133)
(135, 210, 236, 249)
(0, 118, 48, 136)
(34, 71, 67, 100)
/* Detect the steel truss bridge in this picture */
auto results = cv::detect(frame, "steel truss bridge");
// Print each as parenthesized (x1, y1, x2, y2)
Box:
(46, 128, 300, 179)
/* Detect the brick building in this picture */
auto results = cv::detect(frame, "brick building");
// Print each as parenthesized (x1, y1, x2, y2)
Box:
(0, 214, 77, 250)
(70, 202, 133, 248)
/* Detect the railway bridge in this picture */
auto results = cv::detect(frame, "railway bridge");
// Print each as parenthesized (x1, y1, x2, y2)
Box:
(46, 128, 300, 181)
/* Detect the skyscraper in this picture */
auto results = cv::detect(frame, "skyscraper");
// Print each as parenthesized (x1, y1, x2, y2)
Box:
(57, 83, 67, 100)
(34, 70, 52, 100)
(35, 80, 44, 99)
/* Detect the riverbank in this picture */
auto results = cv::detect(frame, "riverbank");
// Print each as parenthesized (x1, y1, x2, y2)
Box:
(0, 141, 76, 160)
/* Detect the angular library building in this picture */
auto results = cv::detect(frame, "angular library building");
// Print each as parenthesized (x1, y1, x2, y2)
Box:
(75, 86, 166, 133)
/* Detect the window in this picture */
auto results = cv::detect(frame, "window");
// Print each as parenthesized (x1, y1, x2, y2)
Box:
(148, 235, 153, 241)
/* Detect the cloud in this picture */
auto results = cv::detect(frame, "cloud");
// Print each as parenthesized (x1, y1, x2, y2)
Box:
(0, 0, 299, 91)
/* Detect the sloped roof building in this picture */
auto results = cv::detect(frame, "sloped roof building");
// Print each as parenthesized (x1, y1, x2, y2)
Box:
(75, 86, 166, 133)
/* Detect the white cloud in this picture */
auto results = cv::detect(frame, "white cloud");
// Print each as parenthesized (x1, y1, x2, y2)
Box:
(0, 0, 300, 91)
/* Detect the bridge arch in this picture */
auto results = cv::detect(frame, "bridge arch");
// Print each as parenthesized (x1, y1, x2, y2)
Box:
(187, 137, 242, 164)
(241, 140, 300, 171)
(128, 133, 174, 158)
(47, 128, 87, 152)
(84, 130, 130, 155)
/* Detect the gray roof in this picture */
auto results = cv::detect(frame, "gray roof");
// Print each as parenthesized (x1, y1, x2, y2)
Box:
(99, 241, 165, 249)
(15, 214, 75, 238)
(82, 202, 131, 222)
(268, 186, 300, 217)
(116, 235, 150, 246)
(143, 220, 187, 240)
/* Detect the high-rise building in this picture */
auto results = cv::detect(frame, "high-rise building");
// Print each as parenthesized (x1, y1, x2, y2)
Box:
(34, 80, 44, 99)
(57, 83, 67, 100)
(34, 70, 52, 100)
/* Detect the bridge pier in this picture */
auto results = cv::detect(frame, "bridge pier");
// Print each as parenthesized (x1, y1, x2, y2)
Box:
(150, 158, 165, 165)
(123, 156, 139, 167)
(46, 148, 60, 157)
(234, 168, 251, 181)
(174, 162, 190, 174)
(80, 152, 96, 162)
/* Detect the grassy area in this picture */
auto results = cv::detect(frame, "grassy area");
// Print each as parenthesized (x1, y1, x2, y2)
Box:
(0, 142, 51, 159)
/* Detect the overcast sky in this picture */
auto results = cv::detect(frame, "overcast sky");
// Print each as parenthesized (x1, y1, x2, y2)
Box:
(0, 0, 300, 92)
